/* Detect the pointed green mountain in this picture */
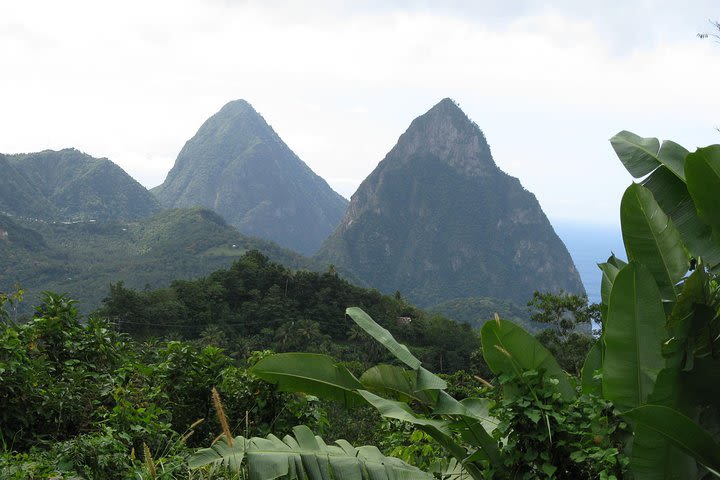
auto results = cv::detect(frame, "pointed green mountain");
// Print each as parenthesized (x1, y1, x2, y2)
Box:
(316, 98, 584, 306)
(152, 100, 348, 255)
(0, 148, 160, 221)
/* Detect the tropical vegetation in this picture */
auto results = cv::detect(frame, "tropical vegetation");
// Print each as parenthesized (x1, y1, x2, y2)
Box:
(2, 130, 720, 479)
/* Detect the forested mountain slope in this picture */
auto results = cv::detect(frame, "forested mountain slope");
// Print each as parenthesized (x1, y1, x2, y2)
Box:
(153, 100, 348, 255)
(317, 98, 584, 306)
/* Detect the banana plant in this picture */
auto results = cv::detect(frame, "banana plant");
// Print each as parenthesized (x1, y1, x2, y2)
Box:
(252, 307, 499, 480)
(252, 305, 588, 479)
(592, 132, 720, 478)
(189, 424, 434, 479)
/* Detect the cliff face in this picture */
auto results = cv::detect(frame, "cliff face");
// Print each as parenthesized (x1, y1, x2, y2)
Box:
(317, 98, 584, 306)
(152, 100, 348, 255)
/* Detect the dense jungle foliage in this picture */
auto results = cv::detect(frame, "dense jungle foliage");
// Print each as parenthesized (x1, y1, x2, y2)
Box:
(98, 250, 484, 374)
(0, 258, 593, 478)
(246, 133, 720, 479)
(3, 130, 720, 479)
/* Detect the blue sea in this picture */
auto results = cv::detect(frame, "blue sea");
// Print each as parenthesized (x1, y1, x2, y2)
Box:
(552, 221, 626, 304)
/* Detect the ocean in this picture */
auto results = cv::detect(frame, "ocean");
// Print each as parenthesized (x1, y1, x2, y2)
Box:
(552, 221, 626, 304)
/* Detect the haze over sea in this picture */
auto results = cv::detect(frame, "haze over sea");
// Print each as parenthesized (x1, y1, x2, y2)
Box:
(553, 221, 626, 304)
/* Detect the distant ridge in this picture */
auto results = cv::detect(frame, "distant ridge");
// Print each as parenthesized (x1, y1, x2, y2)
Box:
(152, 100, 348, 255)
(316, 98, 585, 306)
(0, 207, 318, 313)
(0, 149, 160, 221)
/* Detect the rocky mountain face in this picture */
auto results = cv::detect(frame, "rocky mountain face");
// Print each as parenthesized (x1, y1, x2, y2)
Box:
(0, 149, 160, 221)
(316, 98, 584, 306)
(152, 100, 348, 256)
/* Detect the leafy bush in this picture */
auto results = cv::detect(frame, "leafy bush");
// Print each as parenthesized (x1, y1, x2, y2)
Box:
(491, 370, 628, 479)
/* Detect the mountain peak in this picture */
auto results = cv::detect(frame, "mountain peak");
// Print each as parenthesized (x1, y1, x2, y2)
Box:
(217, 99, 258, 116)
(389, 98, 496, 177)
(153, 100, 348, 255)
(317, 99, 584, 306)
(428, 97, 463, 113)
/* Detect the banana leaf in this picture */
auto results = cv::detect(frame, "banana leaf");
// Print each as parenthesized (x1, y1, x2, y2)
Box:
(620, 183, 688, 300)
(602, 262, 666, 411)
(686, 145, 720, 234)
(481, 318, 574, 401)
(251, 353, 364, 408)
(189, 425, 434, 479)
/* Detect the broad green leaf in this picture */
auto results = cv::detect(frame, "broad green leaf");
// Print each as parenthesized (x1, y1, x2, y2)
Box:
(359, 364, 434, 404)
(188, 426, 434, 480)
(481, 318, 574, 401)
(603, 263, 666, 411)
(629, 423, 697, 480)
(188, 436, 246, 470)
(599, 254, 627, 322)
(346, 307, 421, 369)
(657, 140, 690, 181)
(665, 267, 711, 370)
(354, 391, 488, 477)
(621, 183, 688, 299)
(580, 339, 602, 395)
(626, 405, 720, 477)
(599, 255, 626, 305)
(686, 145, 720, 234)
(431, 392, 501, 468)
(642, 166, 720, 272)
(416, 366, 447, 392)
(356, 390, 451, 434)
(432, 392, 498, 431)
(611, 131, 661, 178)
(251, 353, 364, 407)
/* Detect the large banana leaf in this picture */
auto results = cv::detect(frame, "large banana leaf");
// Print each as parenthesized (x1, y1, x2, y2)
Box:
(359, 390, 484, 480)
(642, 166, 720, 272)
(657, 139, 690, 181)
(598, 254, 627, 322)
(432, 391, 501, 467)
(189, 425, 434, 479)
(359, 364, 434, 405)
(345, 307, 421, 369)
(626, 405, 720, 478)
(610, 131, 661, 178)
(602, 263, 667, 412)
(356, 390, 451, 434)
(620, 183, 688, 299)
(611, 131, 688, 180)
(480, 318, 574, 401)
(629, 423, 698, 480)
(580, 340, 602, 396)
(686, 145, 720, 233)
(251, 353, 364, 408)
(346, 307, 447, 391)
(599, 254, 627, 307)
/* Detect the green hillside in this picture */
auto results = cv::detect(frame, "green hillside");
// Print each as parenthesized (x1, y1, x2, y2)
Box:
(153, 100, 348, 255)
(0, 208, 318, 313)
(1, 148, 160, 221)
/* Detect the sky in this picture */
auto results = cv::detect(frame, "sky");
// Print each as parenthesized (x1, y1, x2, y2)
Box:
(1, 0, 719, 227)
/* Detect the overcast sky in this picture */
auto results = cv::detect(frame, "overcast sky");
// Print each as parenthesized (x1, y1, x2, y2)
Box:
(1, 1, 718, 227)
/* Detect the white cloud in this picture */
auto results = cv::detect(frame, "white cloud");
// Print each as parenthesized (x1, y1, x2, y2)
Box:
(1, 1, 718, 224)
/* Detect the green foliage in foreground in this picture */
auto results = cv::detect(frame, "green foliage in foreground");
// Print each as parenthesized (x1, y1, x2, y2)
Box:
(251, 308, 627, 479)
(588, 132, 720, 478)
(0, 293, 326, 479)
(189, 425, 432, 479)
(100, 250, 484, 373)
